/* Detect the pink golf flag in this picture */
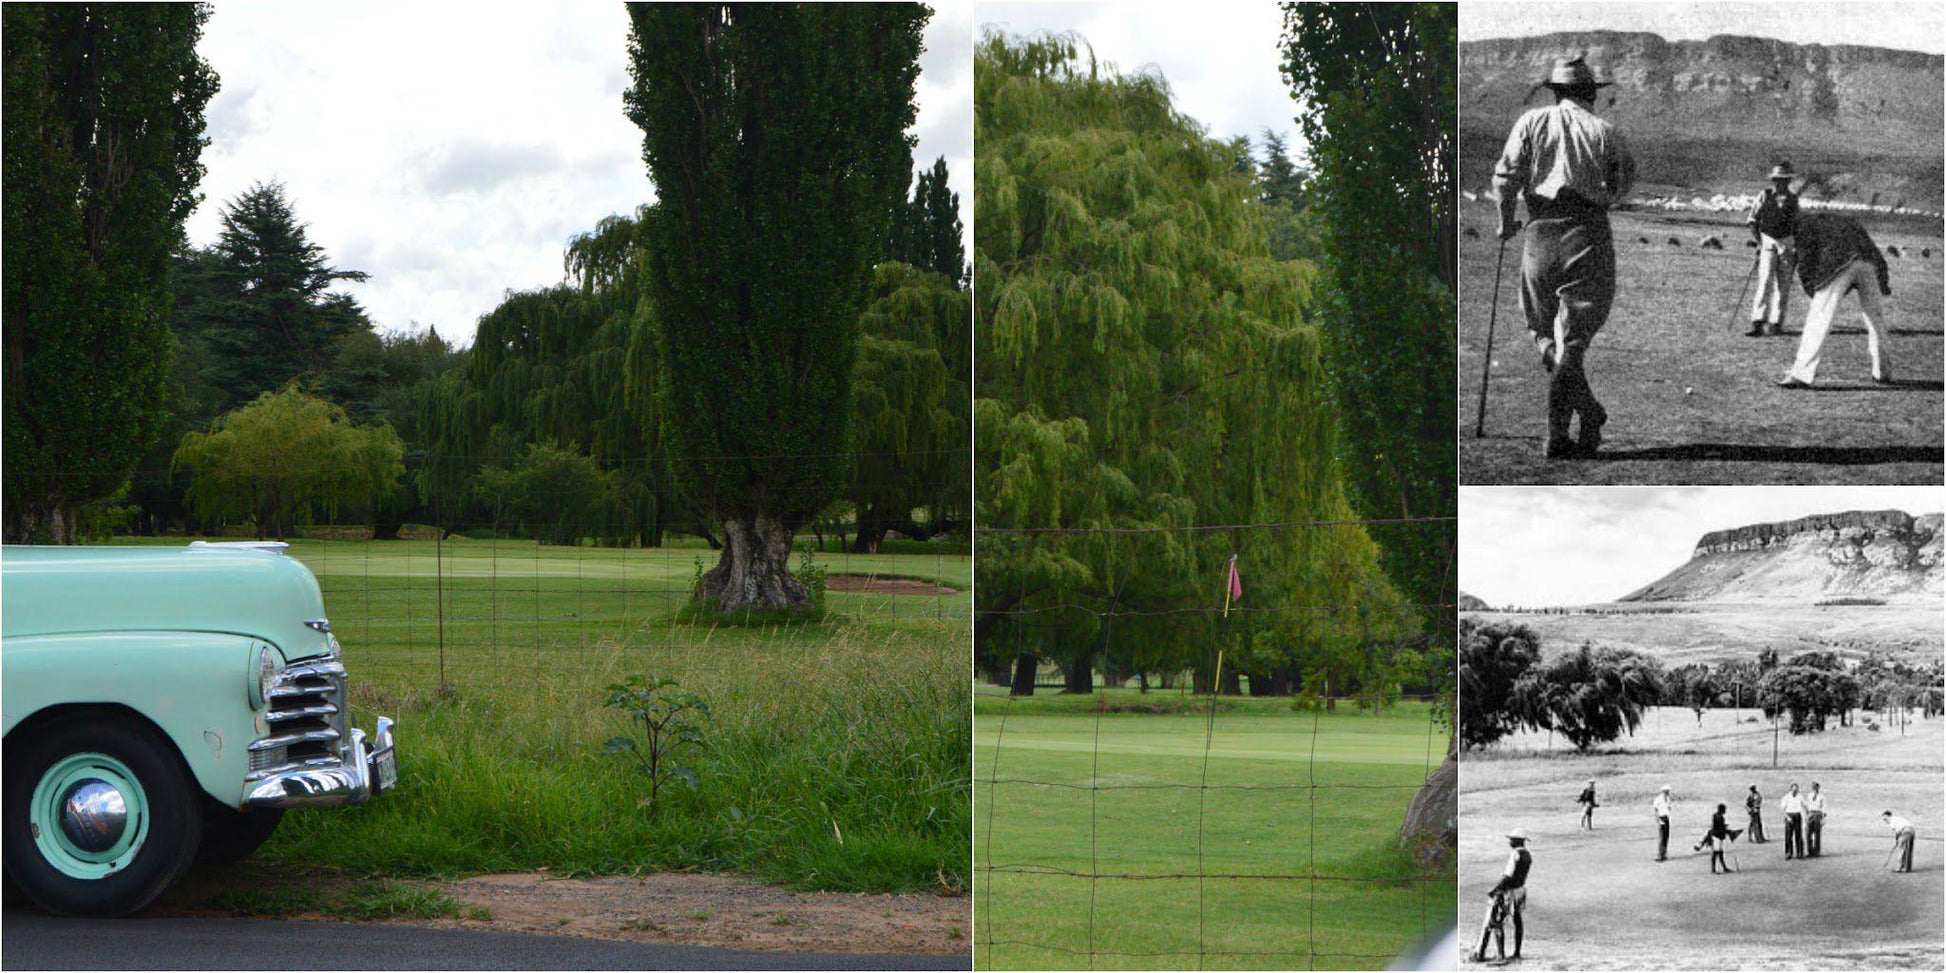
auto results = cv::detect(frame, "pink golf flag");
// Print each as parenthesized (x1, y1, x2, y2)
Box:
(1224, 555, 1242, 617)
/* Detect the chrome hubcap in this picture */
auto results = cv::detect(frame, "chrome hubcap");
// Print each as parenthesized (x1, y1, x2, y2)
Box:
(57, 779, 128, 853)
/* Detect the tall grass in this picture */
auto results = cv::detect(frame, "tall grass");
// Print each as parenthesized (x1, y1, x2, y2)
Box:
(134, 537, 972, 895)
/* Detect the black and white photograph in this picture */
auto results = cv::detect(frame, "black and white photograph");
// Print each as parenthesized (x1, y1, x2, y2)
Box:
(1457, 485, 1944, 969)
(1457, 2, 1945, 485)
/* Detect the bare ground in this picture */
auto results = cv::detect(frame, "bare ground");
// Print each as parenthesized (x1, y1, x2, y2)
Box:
(162, 865, 970, 956)
(825, 574, 961, 597)
(1458, 203, 1944, 485)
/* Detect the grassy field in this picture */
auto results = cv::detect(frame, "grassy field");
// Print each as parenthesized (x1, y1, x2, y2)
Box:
(1460, 706, 1944, 969)
(1458, 200, 1944, 484)
(111, 535, 971, 895)
(1460, 603, 1943, 668)
(973, 689, 1454, 970)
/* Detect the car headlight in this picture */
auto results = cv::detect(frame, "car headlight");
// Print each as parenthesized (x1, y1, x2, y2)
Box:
(251, 646, 280, 709)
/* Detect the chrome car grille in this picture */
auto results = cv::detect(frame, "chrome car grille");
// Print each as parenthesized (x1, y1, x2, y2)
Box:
(248, 657, 349, 781)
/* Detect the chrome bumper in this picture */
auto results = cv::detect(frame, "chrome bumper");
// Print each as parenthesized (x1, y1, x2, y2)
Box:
(244, 716, 397, 808)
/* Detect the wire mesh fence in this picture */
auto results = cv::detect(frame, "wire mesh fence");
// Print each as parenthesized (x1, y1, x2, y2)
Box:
(972, 515, 1457, 971)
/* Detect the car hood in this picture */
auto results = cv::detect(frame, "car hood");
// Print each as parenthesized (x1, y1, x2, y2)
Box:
(1, 545, 336, 661)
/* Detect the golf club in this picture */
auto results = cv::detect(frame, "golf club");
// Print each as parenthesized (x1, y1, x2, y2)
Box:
(1474, 231, 1513, 438)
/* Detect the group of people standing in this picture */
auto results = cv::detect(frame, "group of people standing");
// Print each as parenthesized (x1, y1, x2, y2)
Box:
(1489, 55, 1901, 461)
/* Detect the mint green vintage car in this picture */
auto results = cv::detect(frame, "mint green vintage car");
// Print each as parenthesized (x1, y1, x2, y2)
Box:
(2, 542, 397, 915)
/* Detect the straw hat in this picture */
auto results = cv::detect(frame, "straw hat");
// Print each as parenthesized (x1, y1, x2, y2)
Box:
(1768, 161, 1796, 180)
(1507, 827, 1528, 842)
(1541, 55, 1615, 89)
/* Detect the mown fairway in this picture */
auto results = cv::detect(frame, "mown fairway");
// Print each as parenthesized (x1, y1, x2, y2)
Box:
(113, 536, 971, 895)
(1460, 706, 1944, 970)
(973, 690, 1453, 970)
(1458, 201, 1944, 484)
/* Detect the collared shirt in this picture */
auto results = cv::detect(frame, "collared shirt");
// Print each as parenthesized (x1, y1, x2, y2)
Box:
(1653, 794, 1670, 818)
(1888, 815, 1913, 833)
(1493, 99, 1636, 211)
(1805, 791, 1826, 814)
(1747, 792, 1763, 813)
(1781, 792, 1804, 814)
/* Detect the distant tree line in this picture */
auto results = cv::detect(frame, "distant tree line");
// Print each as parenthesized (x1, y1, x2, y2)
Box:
(1461, 619, 1944, 750)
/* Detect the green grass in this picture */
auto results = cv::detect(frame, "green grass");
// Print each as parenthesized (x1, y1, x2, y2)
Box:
(973, 690, 1454, 970)
(116, 536, 970, 895)
(199, 879, 471, 921)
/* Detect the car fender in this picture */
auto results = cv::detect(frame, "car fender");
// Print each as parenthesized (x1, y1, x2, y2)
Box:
(2, 631, 268, 808)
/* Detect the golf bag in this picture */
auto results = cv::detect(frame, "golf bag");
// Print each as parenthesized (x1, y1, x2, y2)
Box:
(1474, 891, 1510, 961)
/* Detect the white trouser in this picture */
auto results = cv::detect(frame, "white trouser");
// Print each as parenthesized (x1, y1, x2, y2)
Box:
(1751, 234, 1793, 324)
(1785, 258, 1887, 383)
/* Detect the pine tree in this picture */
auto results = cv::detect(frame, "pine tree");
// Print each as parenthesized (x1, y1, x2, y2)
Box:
(3, 3, 218, 542)
(625, 3, 927, 612)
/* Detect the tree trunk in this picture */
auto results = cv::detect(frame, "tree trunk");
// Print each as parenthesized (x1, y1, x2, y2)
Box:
(1063, 649, 1093, 694)
(1010, 654, 1037, 697)
(851, 507, 886, 553)
(696, 513, 809, 613)
(1219, 668, 1242, 696)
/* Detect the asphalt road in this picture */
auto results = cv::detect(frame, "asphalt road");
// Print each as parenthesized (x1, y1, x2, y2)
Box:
(1, 912, 971, 971)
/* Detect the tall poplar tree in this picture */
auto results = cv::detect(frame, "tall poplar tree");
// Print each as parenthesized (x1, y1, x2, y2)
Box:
(624, 3, 926, 612)
(3, 3, 218, 542)
(1280, 4, 1457, 640)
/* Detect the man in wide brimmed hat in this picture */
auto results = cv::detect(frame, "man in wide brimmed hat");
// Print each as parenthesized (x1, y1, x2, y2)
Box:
(1744, 161, 1801, 336)
(1475, 827, 1532, 963)
(1774, 213, 1894, 388)
(1492, 55, 1636, 461)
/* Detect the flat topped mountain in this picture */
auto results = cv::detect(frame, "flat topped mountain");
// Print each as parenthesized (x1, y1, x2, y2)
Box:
(1620, 509, 1943, 604)
(1459, 31, 1945, 203)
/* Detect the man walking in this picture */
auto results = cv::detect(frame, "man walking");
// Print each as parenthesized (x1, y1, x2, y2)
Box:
(1745, 162, 1800, 336)
(1805, 782, 1827, 857)
(1475, 827, 1532, 963)
(1781, 783, 1805, 860)
(1577, 778, 1598, 830)
(1775, 214, 1893, 388)
(1746, 784, 1767, 843)
(1884, 810, 1916, 873)
(1492, 55, 1636, 460)
(1653, 784, 1673, 861)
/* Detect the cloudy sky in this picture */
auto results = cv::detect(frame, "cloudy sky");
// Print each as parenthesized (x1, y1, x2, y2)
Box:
(187, 2, 973, 344)
(979, 1, 1302, 152)
(1462, 2, 1946, 54)
(1462, 486, 1946, 607)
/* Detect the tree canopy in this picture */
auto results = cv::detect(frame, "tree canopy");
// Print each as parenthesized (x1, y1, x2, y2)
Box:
(1280, 4, 1456, 645)
(975, 31, 1412, 696)
(3, 3, 218, 542)
(173, 384, 404, 540)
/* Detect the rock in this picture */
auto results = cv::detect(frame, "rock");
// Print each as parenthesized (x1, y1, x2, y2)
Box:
(1620, 509, 1944, 603)
(1401, 754, 1458, 868)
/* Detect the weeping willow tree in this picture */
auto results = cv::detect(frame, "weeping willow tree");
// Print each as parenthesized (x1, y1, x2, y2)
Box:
(850, 261, 970, 552)
(416, 209, 689, 545)
(975, 31, 1408, 695)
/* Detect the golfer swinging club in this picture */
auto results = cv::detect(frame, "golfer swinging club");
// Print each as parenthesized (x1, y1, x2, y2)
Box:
(1492, 55, 1636, 460)
(1884, 810, 1916, 873)
(1475, 827, 1532, 963)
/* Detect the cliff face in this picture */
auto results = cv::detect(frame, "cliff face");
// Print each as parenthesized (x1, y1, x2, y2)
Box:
(1622, 509, 1943, 603)
(1459, 32, 1944, 203)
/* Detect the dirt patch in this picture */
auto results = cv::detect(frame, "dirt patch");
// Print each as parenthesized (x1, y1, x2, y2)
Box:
(163, 865, 968, 956)
(826, 573, 959, 597)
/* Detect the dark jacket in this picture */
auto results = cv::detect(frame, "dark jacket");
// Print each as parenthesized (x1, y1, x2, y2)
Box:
(1747, 187, 1799, 239)
(1794, 214, 1890, 298)
(1710, 810, 1730, 841)
(1491, 848, 1532, 894)
(1578, 786, 1596, 807)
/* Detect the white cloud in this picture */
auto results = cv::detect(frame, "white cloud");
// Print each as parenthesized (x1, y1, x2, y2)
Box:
(1461, 485, 1946, 607)
(978, 0, 1305, 154)
(187, 1, 972, 344)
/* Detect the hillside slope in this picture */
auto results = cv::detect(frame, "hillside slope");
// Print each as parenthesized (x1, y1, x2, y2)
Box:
(1459, 31, 1944, 204)
(1620, 509, 1943, 604)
